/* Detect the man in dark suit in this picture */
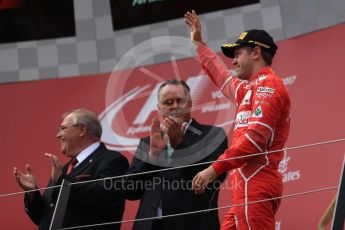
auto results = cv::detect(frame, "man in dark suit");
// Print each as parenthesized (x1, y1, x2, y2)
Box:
(13, 108, 129, 230)
(123, 79, 228, 230)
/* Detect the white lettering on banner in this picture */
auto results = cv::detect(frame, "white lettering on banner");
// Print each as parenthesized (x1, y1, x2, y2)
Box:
(235, 111, 251, 129)
(275, 220, 281, 230)
(201, 102, 231, 113)
(282, 75, 297, 85)
(278, 153, 301, 183)
(282, 171, 301, 183)
(212, 91, 224, 99)
(127, 126, 151, 135)
(257, 87, 275, 94)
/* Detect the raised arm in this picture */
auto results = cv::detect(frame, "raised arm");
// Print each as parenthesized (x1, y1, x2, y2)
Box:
(185, 10, 245, 105)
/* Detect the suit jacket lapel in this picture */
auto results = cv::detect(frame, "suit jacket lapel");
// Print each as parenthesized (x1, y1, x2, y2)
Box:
(183, 119, 203, 145)
(67, 144, 104, 177)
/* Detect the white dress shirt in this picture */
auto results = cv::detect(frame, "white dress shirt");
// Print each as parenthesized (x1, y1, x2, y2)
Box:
(75, 142, 100, 167)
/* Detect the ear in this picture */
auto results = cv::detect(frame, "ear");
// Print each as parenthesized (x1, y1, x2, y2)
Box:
(79, 125, 88, 137)
(253, 46, 262, 60)
(157, 104, 163, 117)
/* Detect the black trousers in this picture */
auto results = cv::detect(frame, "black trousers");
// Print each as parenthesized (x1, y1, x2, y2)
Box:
(151, 219, 163, 230)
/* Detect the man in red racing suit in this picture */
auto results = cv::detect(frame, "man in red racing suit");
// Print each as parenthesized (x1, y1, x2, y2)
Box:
(185, 11, 291, 230)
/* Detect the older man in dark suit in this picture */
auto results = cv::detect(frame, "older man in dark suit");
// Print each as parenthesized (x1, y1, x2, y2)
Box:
(124, 79, 228, 230)
(13, 108, 129, 230)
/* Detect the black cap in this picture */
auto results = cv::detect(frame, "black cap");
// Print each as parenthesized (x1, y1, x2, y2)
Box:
(221, 29, 278, 58)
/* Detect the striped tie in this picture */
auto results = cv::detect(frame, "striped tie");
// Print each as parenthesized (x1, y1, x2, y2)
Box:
(167, 143, 174, 158)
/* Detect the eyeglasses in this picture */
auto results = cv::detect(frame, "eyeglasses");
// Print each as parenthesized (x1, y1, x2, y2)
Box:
(59, 124, 80, 131)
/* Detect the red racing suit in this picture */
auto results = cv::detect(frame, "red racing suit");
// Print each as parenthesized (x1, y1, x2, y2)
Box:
(197, 44, 291, 230)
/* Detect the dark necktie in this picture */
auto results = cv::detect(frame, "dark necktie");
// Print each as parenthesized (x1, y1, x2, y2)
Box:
(157, 144, 174, 214)
(66, 157, 78, 174)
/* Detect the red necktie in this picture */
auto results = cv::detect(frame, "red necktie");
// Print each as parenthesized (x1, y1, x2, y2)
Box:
(66, 158, 78, 174)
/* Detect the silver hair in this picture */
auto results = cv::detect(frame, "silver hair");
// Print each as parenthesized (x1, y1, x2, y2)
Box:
(63, 108, 102, 139)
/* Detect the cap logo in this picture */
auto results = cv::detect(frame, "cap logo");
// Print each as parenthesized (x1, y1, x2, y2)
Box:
(248, 40, 271, 49)
(222, 43, 240, 48)
(238, 32, 248, 40)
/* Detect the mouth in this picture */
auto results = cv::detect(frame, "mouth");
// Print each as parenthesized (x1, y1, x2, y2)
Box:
(165, 112, 184, 117)
(59, 139, 65, 145)
(166, 107, 188, 115)
(165, 111, 181, 117)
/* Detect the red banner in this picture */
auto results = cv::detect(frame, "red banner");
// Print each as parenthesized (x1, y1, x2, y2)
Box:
(1, 23, 345, 229)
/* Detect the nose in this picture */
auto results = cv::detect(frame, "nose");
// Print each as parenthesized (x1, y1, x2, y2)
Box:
(171, 100, 179, 109)
(56, 130, 62, 138)
(232, 58, 238, 66)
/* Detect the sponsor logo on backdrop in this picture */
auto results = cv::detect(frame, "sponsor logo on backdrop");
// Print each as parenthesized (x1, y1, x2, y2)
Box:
(99, 74, 236, 152)
(282, 75, 297, 86)
(278, 151, 301, 183)
(99, 36, 236, 153)
(201, 102, 231, 113)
